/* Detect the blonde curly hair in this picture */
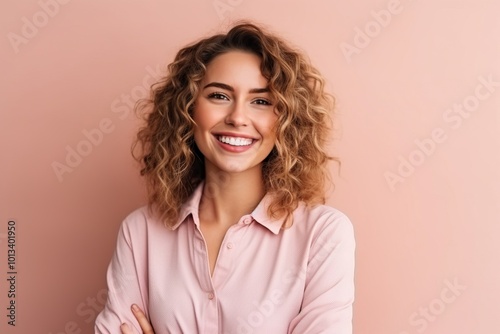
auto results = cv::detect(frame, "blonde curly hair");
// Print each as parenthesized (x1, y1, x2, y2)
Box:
(132, 22, 338, 228)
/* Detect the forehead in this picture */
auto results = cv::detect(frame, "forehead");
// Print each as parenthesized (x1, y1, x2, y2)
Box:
(202, 51, 268, 88)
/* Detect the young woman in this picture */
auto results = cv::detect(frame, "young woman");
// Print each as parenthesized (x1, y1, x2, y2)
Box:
(95, 22, 355, 334)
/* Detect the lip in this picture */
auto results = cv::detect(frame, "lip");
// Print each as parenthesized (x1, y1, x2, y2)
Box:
(212, 131, 258, 140)
(212, 132, 258, 153)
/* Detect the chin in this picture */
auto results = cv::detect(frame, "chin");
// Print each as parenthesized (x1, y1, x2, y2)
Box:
(219, 161, 259, 174)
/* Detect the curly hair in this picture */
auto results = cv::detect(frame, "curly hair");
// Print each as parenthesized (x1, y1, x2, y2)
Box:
(132, 21, 338, 228)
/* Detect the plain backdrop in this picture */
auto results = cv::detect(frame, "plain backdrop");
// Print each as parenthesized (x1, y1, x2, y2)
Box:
(1, 0, 499, 333)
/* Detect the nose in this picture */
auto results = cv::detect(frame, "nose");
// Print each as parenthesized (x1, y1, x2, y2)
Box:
(224, 101, 249, 127)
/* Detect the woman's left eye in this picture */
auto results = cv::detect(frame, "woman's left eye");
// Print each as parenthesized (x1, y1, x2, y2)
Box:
(253, 99, 272, 106)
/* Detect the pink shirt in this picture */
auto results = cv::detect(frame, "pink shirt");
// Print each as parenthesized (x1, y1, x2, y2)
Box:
(94, 182, 355, 334)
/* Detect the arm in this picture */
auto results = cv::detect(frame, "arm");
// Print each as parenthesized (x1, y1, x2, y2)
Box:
(95, 214, 150, 334)
(288, 214, 356, 334)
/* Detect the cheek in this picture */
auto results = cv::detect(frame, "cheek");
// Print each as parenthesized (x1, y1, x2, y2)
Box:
(260, 116, 279, 138)
(191, 115, 206, 148)
(192, 104, 202, 123)
(192, 108, 209, 131)
(192, 102, 221, 130)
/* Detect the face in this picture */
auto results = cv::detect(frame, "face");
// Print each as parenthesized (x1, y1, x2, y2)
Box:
(192, 50, 278, 176)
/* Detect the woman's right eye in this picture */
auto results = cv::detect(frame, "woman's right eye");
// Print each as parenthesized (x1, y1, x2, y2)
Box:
(208, 92, 229, 100)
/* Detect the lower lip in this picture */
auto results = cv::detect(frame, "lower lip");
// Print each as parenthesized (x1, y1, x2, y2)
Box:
(215, 137, 256, 153)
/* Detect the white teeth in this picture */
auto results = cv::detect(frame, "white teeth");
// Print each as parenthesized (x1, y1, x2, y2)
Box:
(218, 136, 253, 146)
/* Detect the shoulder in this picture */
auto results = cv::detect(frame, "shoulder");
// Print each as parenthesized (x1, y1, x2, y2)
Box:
(118, 205, 165, 242)
(121, 205, 150, 228)
(122, 205, 152, 223)
(294, 203, 353, 228)
(292, 203, 355, 245)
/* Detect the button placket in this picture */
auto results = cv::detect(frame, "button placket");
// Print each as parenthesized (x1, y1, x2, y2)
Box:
(192, 222, 215, 294)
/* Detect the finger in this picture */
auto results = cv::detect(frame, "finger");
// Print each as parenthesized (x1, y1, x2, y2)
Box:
(120, 323, 133, 334)
(131, 304, 155, 334)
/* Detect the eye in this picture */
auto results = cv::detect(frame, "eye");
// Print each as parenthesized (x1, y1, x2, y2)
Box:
(252, 98, 272, 106)
(207, 92, 229, 101)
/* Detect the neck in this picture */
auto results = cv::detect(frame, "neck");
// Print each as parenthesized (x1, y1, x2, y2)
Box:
(199, 165, 266, 228)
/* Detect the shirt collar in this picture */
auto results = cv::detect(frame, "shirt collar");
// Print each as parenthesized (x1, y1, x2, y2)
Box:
(171, 182, 205, 230)
(249, 193, 285, 234)
(171, 181, 284, 234)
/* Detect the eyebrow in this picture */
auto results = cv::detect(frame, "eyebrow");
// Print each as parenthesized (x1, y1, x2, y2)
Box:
(203, 82, 269, 94)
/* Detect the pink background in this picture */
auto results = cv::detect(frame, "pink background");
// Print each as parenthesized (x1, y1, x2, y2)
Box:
(1, 0, 499, 333)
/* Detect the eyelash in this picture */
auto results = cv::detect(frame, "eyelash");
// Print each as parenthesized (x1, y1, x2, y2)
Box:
(208, 92, 229, 100)
(207, 92, 272, 106)
(253, 99, 272, 106)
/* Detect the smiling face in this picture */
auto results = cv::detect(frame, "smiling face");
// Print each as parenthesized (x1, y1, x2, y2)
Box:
(192, 50, 278, 177)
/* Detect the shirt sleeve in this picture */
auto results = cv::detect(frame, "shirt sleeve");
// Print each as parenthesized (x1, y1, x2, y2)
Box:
(94, 213, 150, 334)
(288, 212, 356, 334)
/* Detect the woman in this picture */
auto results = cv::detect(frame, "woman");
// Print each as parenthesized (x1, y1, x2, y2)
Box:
(95, 22, 355, 334)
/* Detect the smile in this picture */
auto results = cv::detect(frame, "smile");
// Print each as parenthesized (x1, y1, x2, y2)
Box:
(217, 136, 254, 146)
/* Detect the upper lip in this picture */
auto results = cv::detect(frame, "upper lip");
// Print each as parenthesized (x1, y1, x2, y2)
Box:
(212, 132, 258, 140)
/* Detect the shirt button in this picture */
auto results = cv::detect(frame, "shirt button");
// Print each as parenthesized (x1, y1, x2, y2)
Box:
(243, 217, 251, 224)
(208, 292, 214, 300)
(226, 242, 234, 249)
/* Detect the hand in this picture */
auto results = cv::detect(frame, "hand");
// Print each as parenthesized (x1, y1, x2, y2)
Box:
(120, 304, 155, 334)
